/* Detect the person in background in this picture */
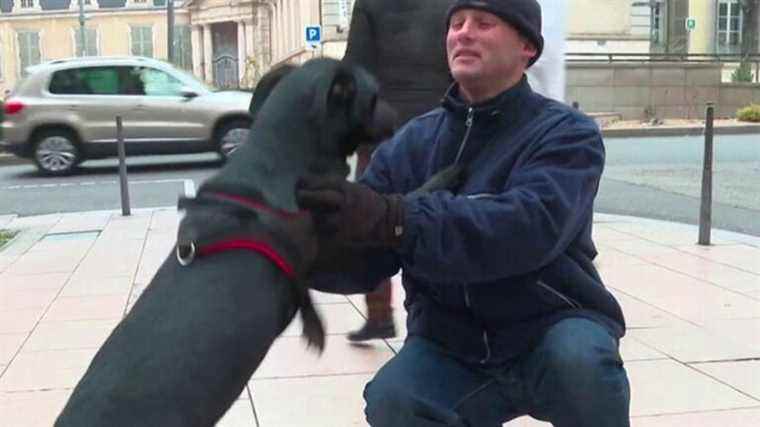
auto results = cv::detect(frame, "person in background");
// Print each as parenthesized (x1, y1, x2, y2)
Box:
(341, 0, 453, 342)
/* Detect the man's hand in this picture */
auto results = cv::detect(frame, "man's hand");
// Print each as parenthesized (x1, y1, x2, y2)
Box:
(296, 175, 405, 247)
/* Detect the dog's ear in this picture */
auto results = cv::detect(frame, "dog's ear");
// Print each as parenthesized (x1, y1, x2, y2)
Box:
(321, 65, 362, 157)
(331, 64, 380, 156)
(326, 66, 358, 112)
(249, 64, 298, 123)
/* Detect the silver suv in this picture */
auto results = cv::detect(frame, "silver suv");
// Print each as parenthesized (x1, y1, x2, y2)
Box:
(1, 56, 253, 175)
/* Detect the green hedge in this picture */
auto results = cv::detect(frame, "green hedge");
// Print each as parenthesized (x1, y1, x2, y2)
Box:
(0, 230, 16, 250)
(736, 104, 760, 122)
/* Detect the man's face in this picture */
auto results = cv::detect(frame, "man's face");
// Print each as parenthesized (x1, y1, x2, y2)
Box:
(446, 9, 536, 91)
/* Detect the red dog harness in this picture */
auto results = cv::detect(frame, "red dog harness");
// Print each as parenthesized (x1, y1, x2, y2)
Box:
(175, 191, 309, 281)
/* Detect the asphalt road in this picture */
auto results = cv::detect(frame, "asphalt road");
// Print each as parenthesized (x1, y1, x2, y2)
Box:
(0, 154, 222, 217)
(1, 133, 758, 236)
(598, 133, 760, 237)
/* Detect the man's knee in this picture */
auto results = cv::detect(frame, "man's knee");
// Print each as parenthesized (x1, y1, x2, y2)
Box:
(539, 318, 625, 389)
(364, 378, 469, 427)
(530, 318, 631, 425)
(363, 377, 403, 422)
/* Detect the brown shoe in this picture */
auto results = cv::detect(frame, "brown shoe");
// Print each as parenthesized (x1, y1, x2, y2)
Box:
(347, 319, 396, 342)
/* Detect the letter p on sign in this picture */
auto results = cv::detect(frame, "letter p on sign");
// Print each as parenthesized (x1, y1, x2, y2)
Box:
(305, 25, 321, 49)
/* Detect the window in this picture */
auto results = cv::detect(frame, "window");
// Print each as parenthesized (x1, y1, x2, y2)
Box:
(651, 2, 664, 44)
(717, 0, 743, 53)
(74, 28, 98, 57)
(20, 0, 34, 8)
(17, 31, 41, 77)
(172, 25, 193, 71)
(49, 67, 121, 95)
(137, 67, 184, 96)
(131, 26, 153, 58)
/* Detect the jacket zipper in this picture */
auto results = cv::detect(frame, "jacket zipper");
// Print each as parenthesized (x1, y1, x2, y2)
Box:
(468, 281, 581, 366)
(457, 108, 492, 364)
(453, 107, 474, 165)
(462, 284, 491, 364)
(479, 331, 492, 364)
(537, 280, 583, 309)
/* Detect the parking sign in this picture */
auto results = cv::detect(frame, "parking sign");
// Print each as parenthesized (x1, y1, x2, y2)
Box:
(305, 25, 321, 49)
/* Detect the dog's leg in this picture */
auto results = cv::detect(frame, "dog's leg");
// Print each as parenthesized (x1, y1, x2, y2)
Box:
(56, 253, 296, 427)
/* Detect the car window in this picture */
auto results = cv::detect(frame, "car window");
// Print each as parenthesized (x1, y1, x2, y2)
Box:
(49, 67, 120, 95)
(118, 67, 146, 95)
(137, 67, 185, 96)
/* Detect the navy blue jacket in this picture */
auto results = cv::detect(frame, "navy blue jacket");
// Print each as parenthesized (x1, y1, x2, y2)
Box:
(314, 76, 625, 364)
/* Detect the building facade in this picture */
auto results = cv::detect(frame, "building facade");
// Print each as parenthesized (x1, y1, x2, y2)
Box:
(4, 0, 756, 96)
(566, 0, 652, 53)
(567, 0, 760, 56)
(0, 0, 194, 94)
(0, 0, 352, 94)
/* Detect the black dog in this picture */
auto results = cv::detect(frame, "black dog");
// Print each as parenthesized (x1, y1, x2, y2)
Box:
(55, 58, 381, 427)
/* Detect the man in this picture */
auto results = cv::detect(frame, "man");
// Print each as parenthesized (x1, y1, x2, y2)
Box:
(298, 0, 630, 425)
(341, 0, 453, 342)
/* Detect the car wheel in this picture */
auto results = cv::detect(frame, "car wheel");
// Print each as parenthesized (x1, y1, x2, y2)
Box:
(33, 130, 81, 176)
(217, 119, 251, 160)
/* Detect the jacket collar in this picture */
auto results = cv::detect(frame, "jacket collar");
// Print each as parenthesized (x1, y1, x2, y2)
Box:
(441, 74, 533, 122)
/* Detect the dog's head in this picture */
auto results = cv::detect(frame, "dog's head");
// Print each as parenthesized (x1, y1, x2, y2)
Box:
(248, 63, 298, 122)
(250, 58, 382, 177)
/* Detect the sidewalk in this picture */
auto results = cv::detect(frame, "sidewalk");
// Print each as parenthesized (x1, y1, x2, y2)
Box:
(1, 208, 759, 426)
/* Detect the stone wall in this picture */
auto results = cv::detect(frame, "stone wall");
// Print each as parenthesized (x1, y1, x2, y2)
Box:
(566, 63, 760, 120)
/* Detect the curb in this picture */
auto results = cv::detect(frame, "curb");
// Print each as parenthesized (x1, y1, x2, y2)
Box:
(601, 124, 760, 138)
(0, 152, 30, 166)
(1, 124, 758, 166)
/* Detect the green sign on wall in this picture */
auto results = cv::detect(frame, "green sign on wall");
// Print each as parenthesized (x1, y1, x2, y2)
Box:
(686, 17, 697, 31)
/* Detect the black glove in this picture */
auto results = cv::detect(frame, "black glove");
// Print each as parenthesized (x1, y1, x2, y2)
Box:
(296, 175, 405, 247)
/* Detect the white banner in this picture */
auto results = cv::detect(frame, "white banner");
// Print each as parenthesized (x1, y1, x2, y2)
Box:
(338, 0, 350, 30)
(527, 0, 567, 102)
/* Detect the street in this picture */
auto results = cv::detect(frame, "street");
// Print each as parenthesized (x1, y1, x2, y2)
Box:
(0, 133, 758, 236)
(0, 154, 222, 216)
(598, 133, 760, 237)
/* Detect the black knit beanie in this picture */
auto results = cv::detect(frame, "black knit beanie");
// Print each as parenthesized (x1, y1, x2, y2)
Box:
(446, 0, 544, 67)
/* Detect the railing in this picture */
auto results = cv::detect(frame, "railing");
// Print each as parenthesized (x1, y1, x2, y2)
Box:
(212, 54, 239, 89)
(566, 52, 760, 83)
(566, 51, 760, 63)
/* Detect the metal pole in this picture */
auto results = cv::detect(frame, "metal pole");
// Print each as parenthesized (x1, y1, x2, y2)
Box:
(698, 102, 714, 245)
(116, 117, 131, 216)
(78, 0, 86, 57)
(167, 0, 175, 64)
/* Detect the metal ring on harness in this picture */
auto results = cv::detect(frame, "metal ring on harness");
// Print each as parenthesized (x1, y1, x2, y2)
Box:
(176, 242, 196, 266)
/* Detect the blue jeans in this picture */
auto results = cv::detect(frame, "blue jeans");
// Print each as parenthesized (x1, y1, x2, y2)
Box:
(364, 318, 630, 427)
